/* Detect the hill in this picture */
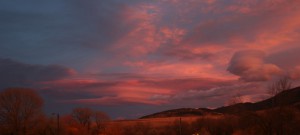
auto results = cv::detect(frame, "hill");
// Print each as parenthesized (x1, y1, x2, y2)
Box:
(215, 86, 300, 113)
(140, 108, 218, 119)
(141, 86, 300, 119)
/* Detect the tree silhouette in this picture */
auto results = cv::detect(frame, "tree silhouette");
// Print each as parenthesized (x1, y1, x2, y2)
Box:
(0, 88, 43, 135)
(268, 77, 292, 106)
(72, 107, 93, 133)
(268, 77, 292, 96)
(93, 111, 110, 134)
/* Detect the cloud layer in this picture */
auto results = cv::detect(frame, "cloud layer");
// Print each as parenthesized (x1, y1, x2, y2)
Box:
(0, 58, 75, 89)
(1, 0, 300, 118)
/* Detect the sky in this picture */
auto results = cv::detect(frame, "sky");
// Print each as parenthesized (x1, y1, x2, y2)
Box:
(1, 0, 300, 119)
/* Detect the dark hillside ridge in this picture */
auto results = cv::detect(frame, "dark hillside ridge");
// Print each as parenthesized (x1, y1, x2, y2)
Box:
(215, 86, 300, 113)
(140, 108, 218, 119)
(141, 87, 300, 119)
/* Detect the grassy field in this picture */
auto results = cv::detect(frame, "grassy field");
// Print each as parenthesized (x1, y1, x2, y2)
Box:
(102, 115, 224, 134)
(110, 116, 199, 126)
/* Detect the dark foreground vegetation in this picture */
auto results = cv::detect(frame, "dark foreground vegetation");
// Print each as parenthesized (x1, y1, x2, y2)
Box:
(0, 78, 300, 135)
(124, 107, 300, 135)
(0, 88, 110, 135)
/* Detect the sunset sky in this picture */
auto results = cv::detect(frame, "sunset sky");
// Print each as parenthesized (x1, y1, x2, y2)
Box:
(1, 0, 300, 119)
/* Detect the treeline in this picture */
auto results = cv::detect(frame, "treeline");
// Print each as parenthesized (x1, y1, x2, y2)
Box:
(0, 88, 110, 135)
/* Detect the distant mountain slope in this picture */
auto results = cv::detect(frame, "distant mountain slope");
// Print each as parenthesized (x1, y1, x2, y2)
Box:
(141, 87, 300, 119)
(215, 86, 300, 113)
(140, 108, 217, 119)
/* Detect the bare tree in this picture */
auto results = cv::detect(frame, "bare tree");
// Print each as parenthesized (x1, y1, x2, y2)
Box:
(72, 107, 93, 132)
(0, 88, 43, 135)
(268, 77, 293, 107)
(268, 77, 292, 96)
(93, 111, 110, 134)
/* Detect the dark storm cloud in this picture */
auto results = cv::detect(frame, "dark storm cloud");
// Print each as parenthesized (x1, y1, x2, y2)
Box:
(0, 58, 74, 89)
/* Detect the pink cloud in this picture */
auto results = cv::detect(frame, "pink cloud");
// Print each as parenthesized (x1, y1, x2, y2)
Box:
(66, 96, 168, 106)
(60, 0, 300, 110)
(228, 50, 282, 81)
(3, 0, 300, 119)
(29, 0, 300, 112)
(124, 59, 237, 81)
(39, 75, 236, 106)
(109, 3, 163, 56)
(289, 66, 300, 80)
